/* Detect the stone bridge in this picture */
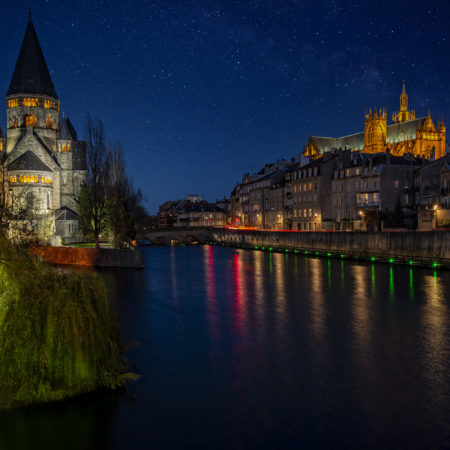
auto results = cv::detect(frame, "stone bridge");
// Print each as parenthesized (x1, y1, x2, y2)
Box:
(141, 227, 213, 245)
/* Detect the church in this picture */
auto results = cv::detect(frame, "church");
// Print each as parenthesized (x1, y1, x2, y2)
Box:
(2, 16, 86, 242)
(304, 83, 446, 160)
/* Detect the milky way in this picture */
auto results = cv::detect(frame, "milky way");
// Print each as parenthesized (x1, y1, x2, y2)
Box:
(0, 0, 448, 212)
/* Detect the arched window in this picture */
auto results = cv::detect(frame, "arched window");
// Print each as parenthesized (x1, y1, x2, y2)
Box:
(26, 192, 34, 210)
(47, 191, 51, 210)
(46, 115, 54, 129)
(25, 113, 38, 127)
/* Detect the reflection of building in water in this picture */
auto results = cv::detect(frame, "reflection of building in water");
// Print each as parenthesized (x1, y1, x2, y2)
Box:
(203, 246, 219, 343)
(421, 273, 446, 404)
(309, 258, 326, 338)
(253, 251, 265, 326)
(351, 265, 371, 350)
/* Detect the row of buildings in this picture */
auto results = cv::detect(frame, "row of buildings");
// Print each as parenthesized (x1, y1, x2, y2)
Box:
(230, 151, 450, 231)
(158, 195, 228, 228)
(230, 85, 450, 231)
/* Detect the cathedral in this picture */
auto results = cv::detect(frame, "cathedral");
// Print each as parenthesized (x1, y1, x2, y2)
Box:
(304, 83, 446, 160)
(2, 16, 86, 242)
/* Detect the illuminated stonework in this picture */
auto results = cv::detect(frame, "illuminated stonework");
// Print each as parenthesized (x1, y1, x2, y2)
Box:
(8, 175, 52, 184)
(364, 107, 387, 154)
(43, 99, 57, 109)
(7, 99, 18, 108)
(0, 17, 87, 243)
(22, 97, 40, 107)
(392, 82, 415, 123)
(304, 83, 446, 160)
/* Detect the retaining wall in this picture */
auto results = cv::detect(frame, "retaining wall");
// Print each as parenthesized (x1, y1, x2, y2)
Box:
(30, 246, 144, 268)
(212, 230, 450, 264)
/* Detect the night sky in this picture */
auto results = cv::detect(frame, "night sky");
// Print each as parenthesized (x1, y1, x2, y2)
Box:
(0, 0, 449, 212)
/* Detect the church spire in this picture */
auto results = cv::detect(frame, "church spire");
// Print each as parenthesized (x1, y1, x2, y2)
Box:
(400, 81, 408, 112)
(392, 81, 415, 124)
(6, 17, 57, 98)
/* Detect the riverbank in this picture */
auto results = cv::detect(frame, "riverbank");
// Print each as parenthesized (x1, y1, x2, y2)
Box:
(211, 229, 450, 269)
(30, 246, 144, 268)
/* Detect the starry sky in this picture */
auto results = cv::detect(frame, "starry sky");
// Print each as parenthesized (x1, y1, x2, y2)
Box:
(0, 0, 449, 212)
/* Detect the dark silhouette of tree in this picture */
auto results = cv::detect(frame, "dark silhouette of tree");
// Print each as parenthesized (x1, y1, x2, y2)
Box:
(79, 115, 108, 248)
(106, 142, 144, 248)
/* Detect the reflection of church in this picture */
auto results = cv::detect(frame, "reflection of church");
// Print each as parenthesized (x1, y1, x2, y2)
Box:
(1, 16, 86, 241)
(305, 83, 446, 160)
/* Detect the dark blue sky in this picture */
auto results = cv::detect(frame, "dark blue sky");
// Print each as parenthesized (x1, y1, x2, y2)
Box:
(0, 0, 449, 212)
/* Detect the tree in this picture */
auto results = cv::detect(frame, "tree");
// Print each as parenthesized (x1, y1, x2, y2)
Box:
(105, 142, 145, 248)
(392, 194, 404, 228)
(79, 116, 108, 248)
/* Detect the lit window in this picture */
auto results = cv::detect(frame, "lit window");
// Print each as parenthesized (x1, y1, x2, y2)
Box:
(46, 115, 54, 129)
(7, 98, 18, 108)
(394, 180, 399, 189)
(25, 113, 38, 127)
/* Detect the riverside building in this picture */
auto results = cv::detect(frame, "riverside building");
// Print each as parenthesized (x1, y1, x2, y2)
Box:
(2, 16, 86, 242)
(229, 85, 449, 231)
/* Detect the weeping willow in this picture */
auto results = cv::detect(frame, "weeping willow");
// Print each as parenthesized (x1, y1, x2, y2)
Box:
(0, 236, 135, 408)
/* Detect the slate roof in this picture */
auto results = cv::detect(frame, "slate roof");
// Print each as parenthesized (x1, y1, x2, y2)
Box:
(59, 117, 77, 140)
(55, 206, 78, 221)
(311, 117, 427, 153)
(7, 18, 57, 98)
(8, 150, 52, 172)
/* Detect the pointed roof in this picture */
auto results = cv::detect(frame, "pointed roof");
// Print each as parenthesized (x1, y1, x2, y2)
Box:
(59, 116, 77, 140)
(55, 206, 78, 221)
(8, 150, 52, 172)
(7, 17, 57, 98)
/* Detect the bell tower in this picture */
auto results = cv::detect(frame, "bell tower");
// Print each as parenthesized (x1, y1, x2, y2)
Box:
(392, 82, 415, 124)
(5, 14, 60, 153)
(364, 107, 387, 154)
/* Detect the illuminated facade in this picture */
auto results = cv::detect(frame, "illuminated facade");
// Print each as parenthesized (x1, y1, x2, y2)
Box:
(304, 83, 446, 160)
(1, 16, 86, 242)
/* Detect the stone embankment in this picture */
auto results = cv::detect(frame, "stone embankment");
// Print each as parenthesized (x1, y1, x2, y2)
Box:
(211, 229, 450, 268)
(30, 246, 144, 268)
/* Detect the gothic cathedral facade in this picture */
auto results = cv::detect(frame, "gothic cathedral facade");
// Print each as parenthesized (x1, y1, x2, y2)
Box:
(1, 17, 86, 242)
(305, 82, 446, 160)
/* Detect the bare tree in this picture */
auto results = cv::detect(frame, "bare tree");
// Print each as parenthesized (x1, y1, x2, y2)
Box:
(106, 141, 145, 248)
(79, 115, 108, 248)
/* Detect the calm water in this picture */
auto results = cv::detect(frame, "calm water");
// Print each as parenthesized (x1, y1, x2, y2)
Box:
(1, 246, 449, 449)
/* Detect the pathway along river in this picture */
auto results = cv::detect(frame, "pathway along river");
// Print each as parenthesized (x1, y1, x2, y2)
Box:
(0, 246, 449, 449)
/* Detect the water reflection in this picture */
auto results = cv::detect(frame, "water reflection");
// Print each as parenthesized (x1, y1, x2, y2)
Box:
(0, 392, 119, 450)
(2, 247, 450, 450)
(253, 251, 265, 327)
(203, 246, 219, 343)
(351, 265, 372, 355)
(309, 258, 326, 339)
(170, 246, 178, 302)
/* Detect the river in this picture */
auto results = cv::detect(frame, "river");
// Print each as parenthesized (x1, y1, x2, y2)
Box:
(0, 245, 449, 449)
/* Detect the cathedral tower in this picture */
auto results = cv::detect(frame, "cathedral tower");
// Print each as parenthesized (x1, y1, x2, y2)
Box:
(363, 107, 387, 154)
(392, 82, 415, 124)
(5, 15, 60, 153)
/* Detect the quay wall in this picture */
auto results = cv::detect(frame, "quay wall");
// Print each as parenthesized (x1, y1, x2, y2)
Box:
(211, 230, 450, 263)
(30, 246, 144, 268)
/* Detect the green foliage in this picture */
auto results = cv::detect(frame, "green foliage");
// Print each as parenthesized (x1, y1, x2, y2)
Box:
(0, 236, 136, 408)
(78, 184, 110, 242)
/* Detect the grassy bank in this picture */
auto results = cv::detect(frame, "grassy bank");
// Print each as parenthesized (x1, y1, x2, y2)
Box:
(0, 236, 136, 408)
